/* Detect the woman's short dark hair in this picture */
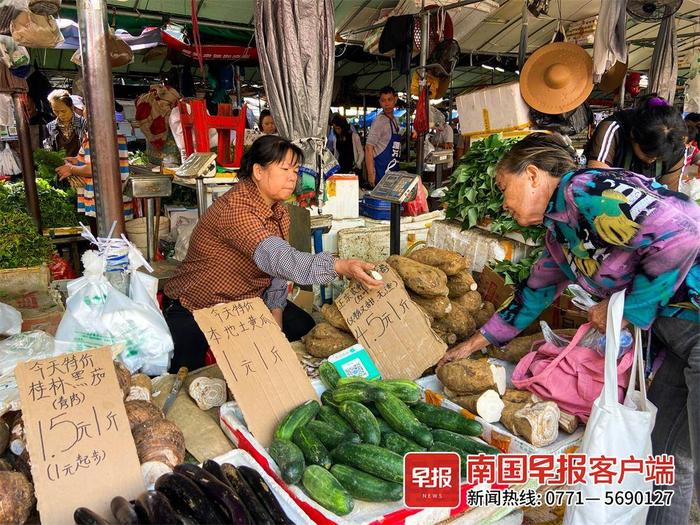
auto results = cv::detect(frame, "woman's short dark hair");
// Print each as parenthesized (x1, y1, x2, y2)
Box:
(496, 133, 577, 178)
(259, 109, 272, 124)
(630, 104, 687, 164)
(239, 135, 302, 178)
(331, 113, 351, 136)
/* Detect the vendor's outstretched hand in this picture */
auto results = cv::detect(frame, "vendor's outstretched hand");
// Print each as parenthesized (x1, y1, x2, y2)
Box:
(588, 298, 628, 333)
(335, 259, 384, 290)
(437, 332, 489, 369)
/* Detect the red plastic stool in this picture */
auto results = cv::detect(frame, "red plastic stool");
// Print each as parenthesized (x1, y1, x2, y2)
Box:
(178, 99, 247, 168)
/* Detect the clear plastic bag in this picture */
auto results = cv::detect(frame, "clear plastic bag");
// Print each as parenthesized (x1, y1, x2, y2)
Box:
(0, 302, 21, 336)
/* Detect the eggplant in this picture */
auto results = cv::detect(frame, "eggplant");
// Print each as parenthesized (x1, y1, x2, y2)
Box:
(135, 491, 180, 525)
(173, 464, 252, 525)
(155, 472, 226, 524)
(237, 465, 293, 525)
(110, 496, 139, 525)
(202, 459, 232, 488)
(74, 507, 112, 525)
(220, 463, 275, 525)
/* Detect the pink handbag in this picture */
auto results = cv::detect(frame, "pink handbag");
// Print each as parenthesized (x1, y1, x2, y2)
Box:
(511, 323, 634, 422)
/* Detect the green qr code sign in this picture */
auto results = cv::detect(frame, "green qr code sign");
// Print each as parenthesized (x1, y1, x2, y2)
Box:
(328, 344, 381, 380)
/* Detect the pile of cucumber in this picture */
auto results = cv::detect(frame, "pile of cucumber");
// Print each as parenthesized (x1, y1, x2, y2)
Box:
(267, 363, 500, 516)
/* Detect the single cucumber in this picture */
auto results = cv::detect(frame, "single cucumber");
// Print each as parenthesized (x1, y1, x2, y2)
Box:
(372, 391, 434, 448)
(412, 401, 483, 436)
(330, 442, 404, 483)
(319, 362, 341, 390)
(320, 390, 341, 411)
(431, 429, 500, 455)
(306, 420, 347, 449)
(332, 386, 373, 404)
(430, 442, 466, 476)
(373, 380, 421, 404)
(376, 417, 393, 435)
(293, 426, 331, 469)
(302, 465, 354, 516)
(318, 405, 353, 433)
(339, 401, 381, 445)
(381, 432, 426, 455)
(330, 464, 403, 502)
(274, 400, 320, 441)
(268, 438, 305, 484)
(336, 376, 370, 387)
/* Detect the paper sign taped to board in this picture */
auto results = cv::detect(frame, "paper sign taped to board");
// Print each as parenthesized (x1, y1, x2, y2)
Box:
(15, 347, 144, 525)
(335, 264, 446, 379)
(193, 297, 317, 446)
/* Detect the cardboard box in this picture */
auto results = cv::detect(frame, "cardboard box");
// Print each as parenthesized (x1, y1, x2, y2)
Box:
(0, 266, 64, 335)
(456, 82, 531, 136)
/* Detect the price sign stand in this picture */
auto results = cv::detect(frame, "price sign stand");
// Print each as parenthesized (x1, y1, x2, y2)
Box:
(368, 171, 420, 255)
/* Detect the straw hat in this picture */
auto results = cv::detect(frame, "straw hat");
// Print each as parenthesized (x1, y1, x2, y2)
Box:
(519, 42, 593, 115)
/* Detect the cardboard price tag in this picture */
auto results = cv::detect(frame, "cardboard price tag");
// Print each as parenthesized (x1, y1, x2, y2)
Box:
(15, 347, 144, 525)
(193, 297, 317, 446)
(335, 264, 446, 380)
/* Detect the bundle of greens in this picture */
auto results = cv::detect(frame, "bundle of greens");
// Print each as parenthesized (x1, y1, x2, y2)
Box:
(489, 246, 544, 286)
(0, 211, 53, 269)
(0, 179, 81, 228)
(33, 149, 66, 185)
(443, 134, 545, 242)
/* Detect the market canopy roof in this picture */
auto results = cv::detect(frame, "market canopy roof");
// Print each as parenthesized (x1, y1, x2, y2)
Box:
(31, 0, 700, 96)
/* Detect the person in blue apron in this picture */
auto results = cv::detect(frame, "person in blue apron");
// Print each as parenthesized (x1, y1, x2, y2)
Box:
(584, 95, 687, 191)
(365, 85, 402, 187)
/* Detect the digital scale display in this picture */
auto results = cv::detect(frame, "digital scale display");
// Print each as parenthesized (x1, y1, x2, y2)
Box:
(368, 171, 420, 203)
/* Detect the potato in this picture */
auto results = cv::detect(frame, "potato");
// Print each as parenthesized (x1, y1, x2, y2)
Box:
(302, 323, 356, 358)
(321, 303, 350, 333)
(432, 302, 476, 339)
(386, 255, 449, 297)
(0, 472, 34, 524)
(447, 269, 478, 298)
(408, 247, 469, 276)
(473, 301, 495, 328)
(408, 292, 452, 319)
(487, 329, 578, 364)
(451, 290, 482, 314)
(437, 357, 506, 395)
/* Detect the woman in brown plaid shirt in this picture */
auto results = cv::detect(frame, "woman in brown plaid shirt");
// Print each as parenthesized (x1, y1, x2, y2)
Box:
(164, 136, 382, 372)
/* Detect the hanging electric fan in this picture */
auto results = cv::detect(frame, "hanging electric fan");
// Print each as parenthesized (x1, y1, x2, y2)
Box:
(626, 0, 683, 21)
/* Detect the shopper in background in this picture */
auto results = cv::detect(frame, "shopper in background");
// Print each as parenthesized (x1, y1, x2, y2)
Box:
(259, 109, 277, 135)
(45, 89, 86, 157)
(163, 135, 383, 372)
(365, 85, 401, 187)
(585, 94, 687, 191)
(439, 132, 700, 525)
(330, 113, 364, 174)
(429, 110, 455, 170)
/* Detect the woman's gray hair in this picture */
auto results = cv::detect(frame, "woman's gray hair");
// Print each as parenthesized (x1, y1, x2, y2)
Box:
(496, 132, 577, 178)
(47, 89, 73, 108)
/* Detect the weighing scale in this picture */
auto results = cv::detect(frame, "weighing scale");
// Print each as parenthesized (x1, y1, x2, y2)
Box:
(368, 171, 421, 255)
(425, 148, 453, 189)
(125, 165, 173, 262)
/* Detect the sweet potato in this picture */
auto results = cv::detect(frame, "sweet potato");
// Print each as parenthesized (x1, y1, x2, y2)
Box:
(408, 292, 452, 319)
(433, 328, 457, 346)
(321, 303, 351, 333)
(487, 329, 578, 364)
(451, 291, 482, 314)
(302, 323, 356, 358)
(473, 301, 495, 328)
(408, 247, 469, 276)
(386, 255, 449, 297)
(445, 388, 504, 423)
(437, 358, 506, 395)
(447, 269, 478, 298)
(432, 302, 476, 339)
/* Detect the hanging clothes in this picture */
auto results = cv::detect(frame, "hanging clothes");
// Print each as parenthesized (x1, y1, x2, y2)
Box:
(378, 15, 414, 75)
(649, 15, 678, 104)
(592, 0, 627, 82)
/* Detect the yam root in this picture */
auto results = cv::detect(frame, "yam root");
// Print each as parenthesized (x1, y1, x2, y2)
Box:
(447, 389, 504, 423)
(0, 471, 34, 525)
(447, 269, 478, 298)
(408, 247, 469, 276)
(125, 400, 163, 431)
(502, 389, 535, 405)
(321, 303, 351, 333)
(433, 328, 457, 346)
(114, 361, 131, 399)
(386, 255, 449, 297)
(408, 292, 452, 319)
(437, 358, 506, 395)
(531, 394, 580, 433)
(188, 377, 227, 410)
(488, 329, 578, 364)
(302, 323, 356, 358)
(132, 418, 186, 469)
(473, 302, 495, 328)
(501, 400, 560, 447)
(432, 302, 476, 339)
(451, 291, 482, 314)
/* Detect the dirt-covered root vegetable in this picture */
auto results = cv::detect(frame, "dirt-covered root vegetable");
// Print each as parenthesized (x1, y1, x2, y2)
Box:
(114, 361, 132, 399)
(451, 290, 482, 314)
(431, 302, 476, 339)
(0, 420, 9, 455)
(131, 373, 153, 393)
(302, 323, 357, 358)
(408, 247, 469, 276)
(473, 301, 495, 328)
(531, 394, 580, 433)
(386, 255, 449, 297)
(501, 400, 560, 447)
(188, 377, 227, 410)
(447, 269, 478, 298)
(437, 358, 506, 396)
(445, 388, 504, 423)
(408, 292, 452, 319)
(125, 400, 163, 431)
(0, 471, 35, 525)
(502, 389, 535, 405)
(321, 303, 351, 333)
(132, 418, 186, 469)
(487, 328, 578, 364)
(433, 328, 457, 346)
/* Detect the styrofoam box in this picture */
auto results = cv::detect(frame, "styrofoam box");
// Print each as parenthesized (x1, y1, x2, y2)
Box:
(456, 82, 531, 136)
(322, 218, 366, 254)
(323, 174, 360, 219)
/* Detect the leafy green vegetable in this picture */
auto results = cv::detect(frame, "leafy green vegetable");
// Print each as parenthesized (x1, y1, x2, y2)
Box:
(489, 246, 544, 286)
(0, 211, 53, 269)
(0, 179, 82, 228)
(33, 149, 66, 185)
(128, 150, 148, 166)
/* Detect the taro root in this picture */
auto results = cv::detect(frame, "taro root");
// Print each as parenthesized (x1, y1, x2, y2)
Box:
(0, 471, 35, 524)
(188, 377, 227, 411)
(131, 418, 185, 469)
(124, 400, 163, 431)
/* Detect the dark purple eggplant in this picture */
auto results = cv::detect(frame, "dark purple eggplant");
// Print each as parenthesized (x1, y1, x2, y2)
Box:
(110, 496, 139, 525)
(220, 463, 274, 525)
(155, 472, 226, 524)
(74, 507, 112, 525)
(173, 463, 252, 525)
(237, 465, 293, 525)
(134, 491, 180, 525)
(201, 459, 232, 488)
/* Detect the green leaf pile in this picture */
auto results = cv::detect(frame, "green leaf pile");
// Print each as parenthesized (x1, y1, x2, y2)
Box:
(0, 211, 53, 269)
(489, 246, 544, 286)
(0, 179, 82, 228)
(33, 148, 66, 184)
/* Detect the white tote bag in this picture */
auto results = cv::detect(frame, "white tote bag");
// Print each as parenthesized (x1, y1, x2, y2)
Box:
(564, 291, 657, 525)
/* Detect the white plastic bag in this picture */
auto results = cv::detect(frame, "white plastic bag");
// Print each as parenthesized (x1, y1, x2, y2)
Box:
(0, 302, 21, 336)
(564, 291, 657, 525)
